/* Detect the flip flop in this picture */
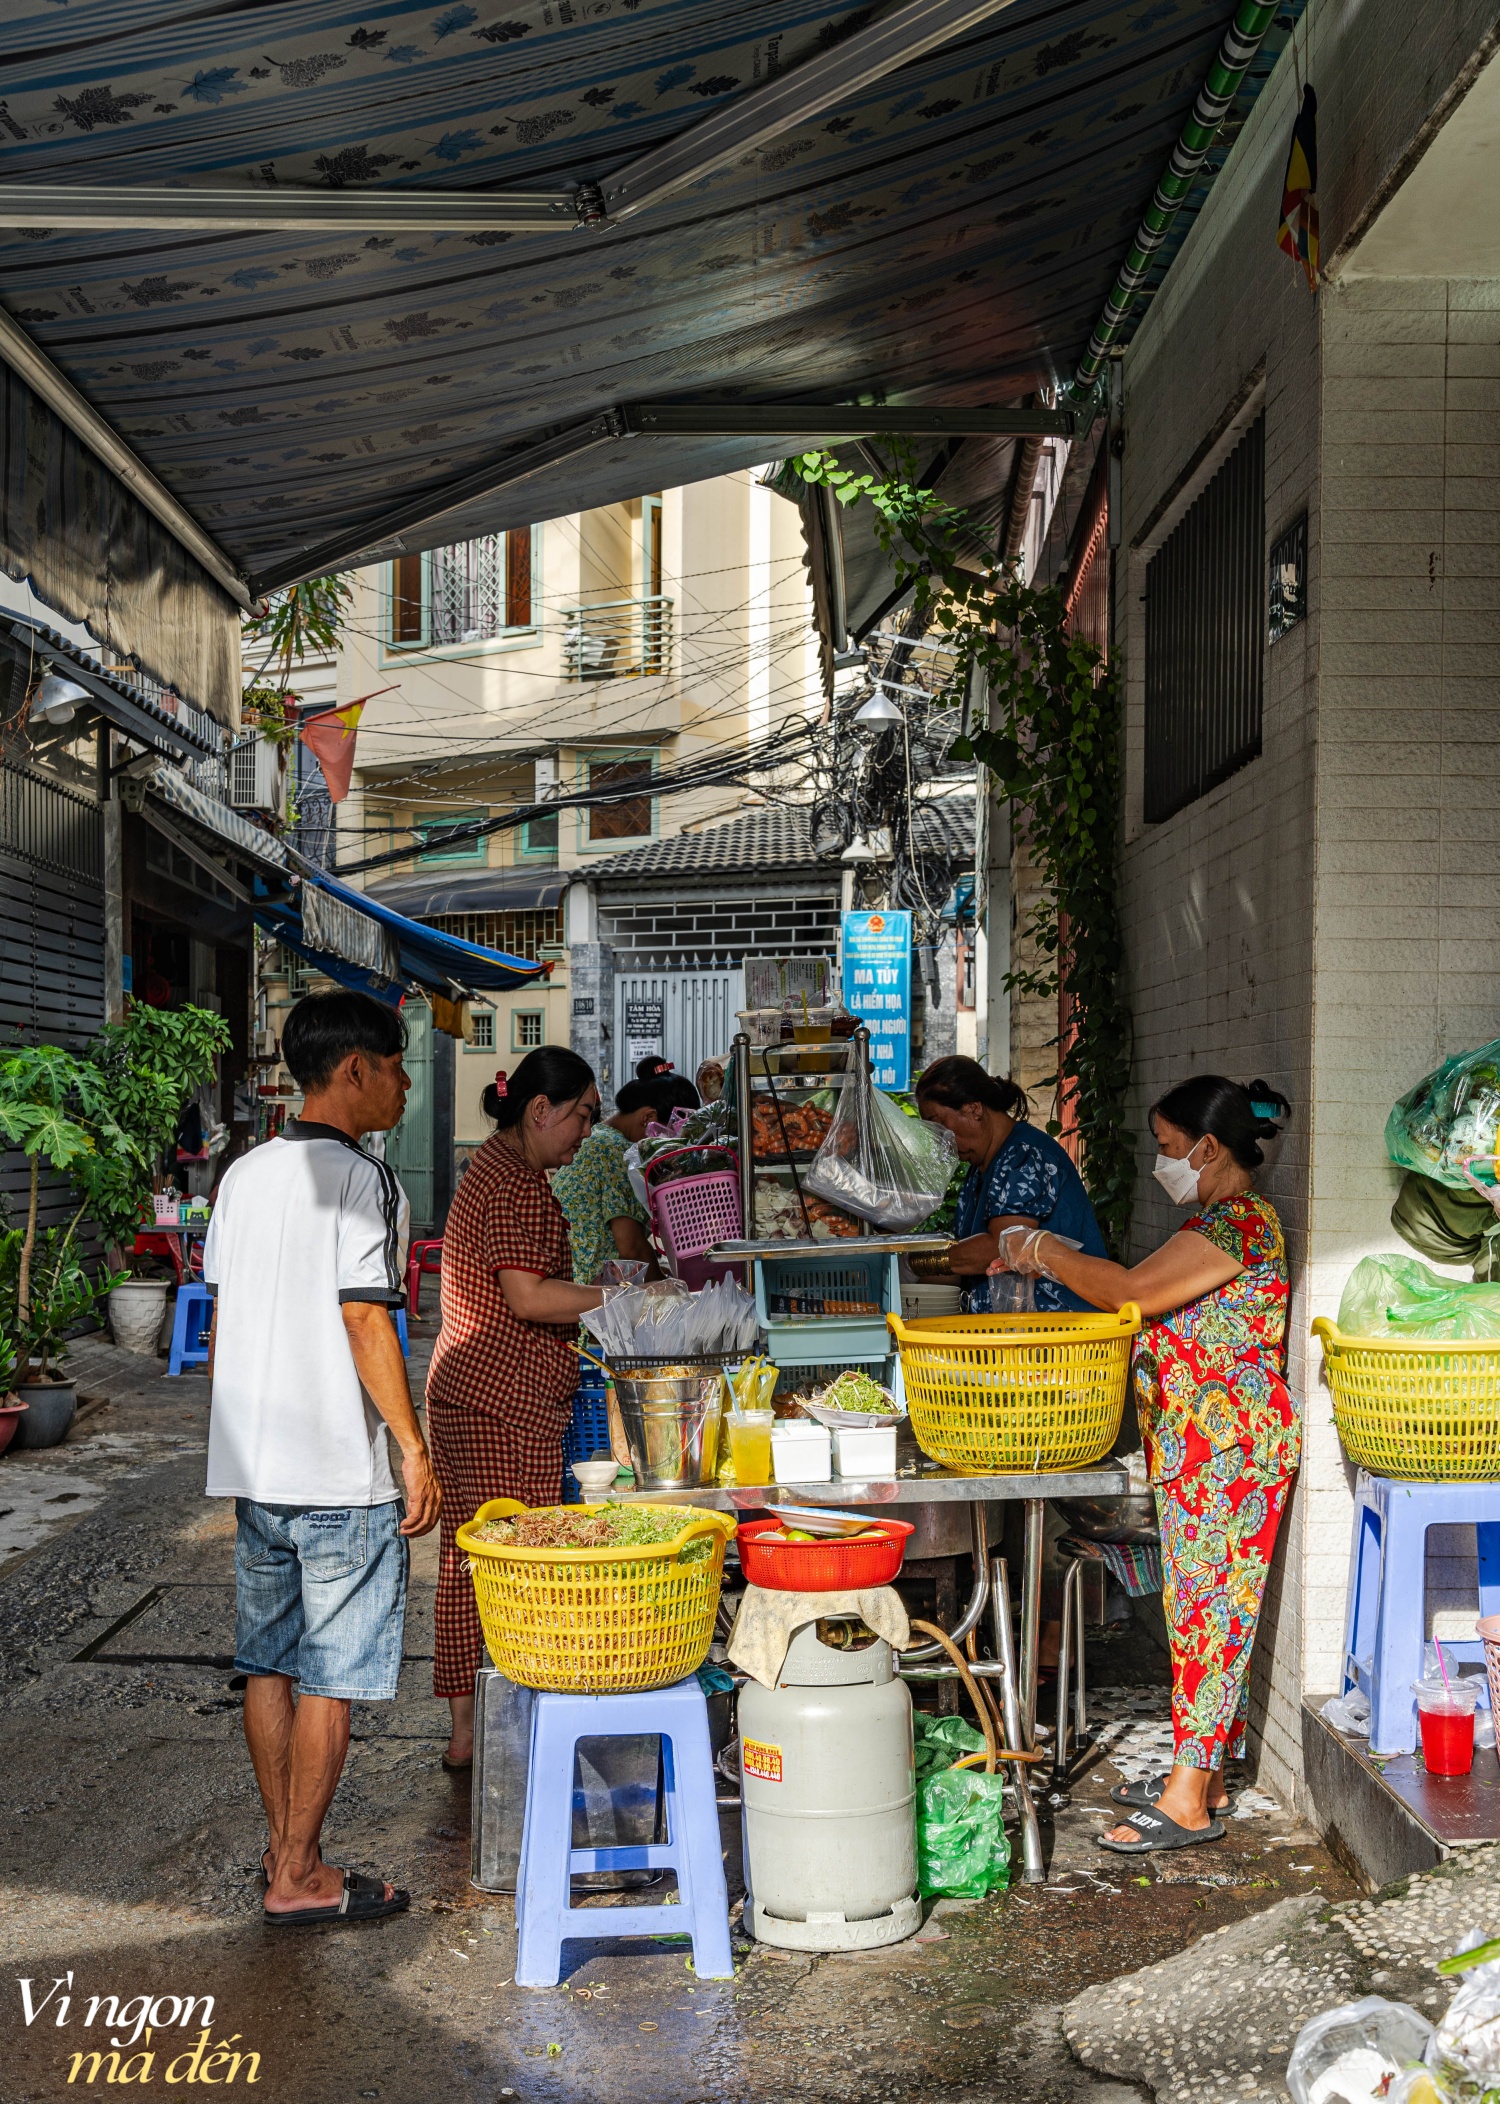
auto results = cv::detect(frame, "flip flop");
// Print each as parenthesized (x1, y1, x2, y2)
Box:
(1110, 1772, 1236, 1814)
(263, 1868, 410, 1927)
(260, 1843, 322, 1889)
(1097, 1807, 1226, 1855)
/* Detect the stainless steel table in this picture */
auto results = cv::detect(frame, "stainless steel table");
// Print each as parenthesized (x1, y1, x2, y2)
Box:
(619, 1460, 1128, 1882)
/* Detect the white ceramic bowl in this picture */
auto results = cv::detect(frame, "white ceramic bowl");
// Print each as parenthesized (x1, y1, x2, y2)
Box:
(572, 1459, 623, 1499)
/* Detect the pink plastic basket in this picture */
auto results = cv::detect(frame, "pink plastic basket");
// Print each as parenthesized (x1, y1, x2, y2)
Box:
(644, 1147, 743, 1288)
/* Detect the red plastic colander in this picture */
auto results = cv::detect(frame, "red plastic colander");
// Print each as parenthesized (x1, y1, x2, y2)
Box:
(735, 1515, 914, 1592)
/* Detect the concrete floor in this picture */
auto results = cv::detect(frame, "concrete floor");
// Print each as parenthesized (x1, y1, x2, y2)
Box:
(0, 1330, 1360, 2104)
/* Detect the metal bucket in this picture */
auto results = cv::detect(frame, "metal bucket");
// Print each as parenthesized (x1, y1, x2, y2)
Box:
(611, 1365, 724, 1489)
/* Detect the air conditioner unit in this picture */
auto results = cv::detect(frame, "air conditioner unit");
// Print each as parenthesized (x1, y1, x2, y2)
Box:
(535, 753, 562, 802)
(229, 732, 285, 818)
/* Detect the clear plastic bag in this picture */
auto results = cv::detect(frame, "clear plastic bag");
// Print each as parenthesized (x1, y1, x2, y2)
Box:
(1427, 1939, 1500, 2096)
(803, 1062, 957, 1231)
(1387, 1039, 1500, 1190)
(988, 1271, 1036, 1314)
(1286, 1998, 1434, 2104)
(581, 1274, 759, 1360)
(1338, 1255, 1500, 1340)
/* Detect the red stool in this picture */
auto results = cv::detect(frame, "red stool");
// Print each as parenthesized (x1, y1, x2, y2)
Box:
(406, 1238, 443, 1318)
(132, 1232, 186, 1287)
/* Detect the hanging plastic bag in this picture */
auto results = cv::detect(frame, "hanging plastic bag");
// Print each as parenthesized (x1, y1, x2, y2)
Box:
(803, 1061, 957, 1231)
(1387, 1040, 1500, 1189)
(916, 1765, 1010, 1899)
(988, 1271, 1036, 1314)
(1286, 1998, 1434, 2104)
(1338, 1255, 1500, 1341)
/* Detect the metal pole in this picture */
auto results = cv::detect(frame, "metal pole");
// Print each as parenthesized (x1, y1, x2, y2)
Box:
(991, 1557, 1045, 1885)
(732, 1032, 753, 1239)
(1019, 1498, 1045, 1746)
(1053, 1558, 1075, 1790)
(902, 1502, 991, 1662)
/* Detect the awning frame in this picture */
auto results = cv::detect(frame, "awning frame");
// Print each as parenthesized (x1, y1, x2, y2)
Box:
(4, 615, 222, 763)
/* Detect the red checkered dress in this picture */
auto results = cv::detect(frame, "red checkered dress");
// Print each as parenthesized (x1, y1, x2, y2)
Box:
(427, 1133, 579, 1698)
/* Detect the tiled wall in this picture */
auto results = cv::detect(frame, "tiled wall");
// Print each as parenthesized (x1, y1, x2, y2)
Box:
(1113, 0, 1500, 1812)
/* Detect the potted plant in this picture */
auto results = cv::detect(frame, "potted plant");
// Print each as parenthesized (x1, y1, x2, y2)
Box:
(0, 1330, 25, 1456)
(0, 1042, 124, 1415)
(0, 1224, 119, 1446)
(74, 1004, 230, 1347)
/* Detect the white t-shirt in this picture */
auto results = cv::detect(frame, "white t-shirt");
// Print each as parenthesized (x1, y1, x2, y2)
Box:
(203, 1121, 410, 1507)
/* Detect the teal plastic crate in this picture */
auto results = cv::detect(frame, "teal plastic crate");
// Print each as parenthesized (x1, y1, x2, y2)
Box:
(753, 1250, 902, 1365)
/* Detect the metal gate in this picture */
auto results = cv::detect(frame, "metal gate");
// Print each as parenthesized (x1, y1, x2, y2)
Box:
(613, 966, 744, 1093)
(384, 999, 434, 1229)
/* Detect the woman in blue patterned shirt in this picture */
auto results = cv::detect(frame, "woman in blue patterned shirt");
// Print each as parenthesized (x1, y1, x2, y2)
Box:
(914, 1057, 1108, 1311)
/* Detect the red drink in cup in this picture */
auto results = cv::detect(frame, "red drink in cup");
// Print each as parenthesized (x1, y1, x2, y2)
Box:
(1412, 1679, 1479, 1776)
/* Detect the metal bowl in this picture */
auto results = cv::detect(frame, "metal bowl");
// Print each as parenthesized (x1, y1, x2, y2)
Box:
(1055, 1493, 1160, 1545)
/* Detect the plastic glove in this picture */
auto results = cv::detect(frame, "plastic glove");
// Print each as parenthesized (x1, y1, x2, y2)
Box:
(995, 1225, 1084, 1281)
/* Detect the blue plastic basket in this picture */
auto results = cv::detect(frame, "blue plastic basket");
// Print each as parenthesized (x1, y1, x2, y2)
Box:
(753, 1251, 903, 1366)
(562, 1370, 613, 1503)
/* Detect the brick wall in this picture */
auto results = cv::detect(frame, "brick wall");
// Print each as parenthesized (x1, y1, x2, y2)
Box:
(1114, 0, 1500, 1812)
(597, 881, 841, 966)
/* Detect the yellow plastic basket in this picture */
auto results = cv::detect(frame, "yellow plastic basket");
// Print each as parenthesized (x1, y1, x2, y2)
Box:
(456, 1499, 735, 1694)
(1313, 1317, 1500, 1480)
(888, 1304, 1142, 1474)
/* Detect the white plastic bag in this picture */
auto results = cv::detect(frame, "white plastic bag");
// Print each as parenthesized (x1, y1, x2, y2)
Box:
(1287, 1999, 1434, 2104)
(1321, 1688, 1372, 1739)
(803, 1062, 956, 1231)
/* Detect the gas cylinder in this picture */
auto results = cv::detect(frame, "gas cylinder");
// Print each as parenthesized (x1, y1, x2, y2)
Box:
(738, 1615, 920, 1951)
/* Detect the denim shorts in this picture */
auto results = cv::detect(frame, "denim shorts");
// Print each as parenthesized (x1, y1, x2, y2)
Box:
(233, 1499, 408, 1701)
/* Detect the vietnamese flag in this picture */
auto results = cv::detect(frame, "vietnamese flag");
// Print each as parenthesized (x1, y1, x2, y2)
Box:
(297, 688, 393, 803)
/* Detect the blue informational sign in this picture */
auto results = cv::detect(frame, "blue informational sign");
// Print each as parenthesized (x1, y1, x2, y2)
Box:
(841, 909, 912, 1091)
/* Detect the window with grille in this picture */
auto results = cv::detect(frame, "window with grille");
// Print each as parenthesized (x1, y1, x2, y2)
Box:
(431, 907, 563, 956)
(512, 1009, 544, 1050)
(520, 808, 559, 859)
(388, 531, 534, 649)
(468, 1009, 495, 1051)
(588, 757, 654, 842)
(1143, 413, 1265, 824)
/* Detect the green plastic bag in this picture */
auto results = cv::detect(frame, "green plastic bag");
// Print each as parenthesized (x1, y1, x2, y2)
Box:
(1338, 1254, 1500, 1340)
(1386, 1039, 1500, 1189)
(913, 1711, 987, 1783)
(917, 1767, 1010, 1899)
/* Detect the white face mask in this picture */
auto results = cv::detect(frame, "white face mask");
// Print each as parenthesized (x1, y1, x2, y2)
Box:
(1153, 1137, 1207, 1207)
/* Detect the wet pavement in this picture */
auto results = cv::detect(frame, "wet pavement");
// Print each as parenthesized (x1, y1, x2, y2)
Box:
(0, 1331, 1361, 2104)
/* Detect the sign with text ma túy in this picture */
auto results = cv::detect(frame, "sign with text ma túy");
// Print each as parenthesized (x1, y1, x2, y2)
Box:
(841, 909, 911, 1090)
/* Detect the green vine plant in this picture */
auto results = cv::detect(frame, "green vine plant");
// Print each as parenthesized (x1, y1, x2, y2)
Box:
(790, 446, 1134, 1254)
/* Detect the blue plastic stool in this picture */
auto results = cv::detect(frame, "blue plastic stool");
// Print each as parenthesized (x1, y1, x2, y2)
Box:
(1342, 1470, 1500, 1753)
(514, 1677, 733, 1987)
(167, 1283, 214, 1375)
(395, 1306, 409, 1357)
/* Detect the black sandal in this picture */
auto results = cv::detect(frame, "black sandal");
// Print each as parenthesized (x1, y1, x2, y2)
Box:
(1097, 1807, 1225, 1855)
(263, 1868, 410, 1927)
(1110, 1772, 1235, 1814)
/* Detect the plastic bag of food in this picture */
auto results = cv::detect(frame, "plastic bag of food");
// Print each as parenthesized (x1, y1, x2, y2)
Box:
(1426, 1937, 1500, 2095)
(1338, 1255, 1500, 1340)
(1286, 1998, 1434, 2104)
(916, 1765, 1010, 1899)
(804, 1061, 957, 1231)
(1387, 1040, 1500, 1189)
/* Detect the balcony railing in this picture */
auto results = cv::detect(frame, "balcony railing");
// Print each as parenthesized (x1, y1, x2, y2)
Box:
(561, 596, 672, 681)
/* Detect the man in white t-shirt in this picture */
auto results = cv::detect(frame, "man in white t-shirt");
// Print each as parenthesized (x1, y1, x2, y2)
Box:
(205, 989, 441, 1927)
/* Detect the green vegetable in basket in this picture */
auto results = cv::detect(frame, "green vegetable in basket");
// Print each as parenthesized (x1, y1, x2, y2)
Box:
(821, 1369, 894, 1414)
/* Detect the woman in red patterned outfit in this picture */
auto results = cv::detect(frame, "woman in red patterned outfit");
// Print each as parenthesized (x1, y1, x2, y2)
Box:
(426, 1047, 605, 1768)
(995, 1075, 1296, 1857)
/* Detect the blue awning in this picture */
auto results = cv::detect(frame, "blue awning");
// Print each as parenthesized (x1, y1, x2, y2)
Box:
(257, 870, 549, 999)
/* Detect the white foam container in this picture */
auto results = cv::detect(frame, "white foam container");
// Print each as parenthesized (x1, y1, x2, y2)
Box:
(771, 1423, 833, 1483)
(833, 1423, 898, 1477)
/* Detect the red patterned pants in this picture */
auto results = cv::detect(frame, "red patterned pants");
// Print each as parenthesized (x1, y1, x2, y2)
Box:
(428, 1394, 563, 1700)
(1157, 1445, 1293, 1770)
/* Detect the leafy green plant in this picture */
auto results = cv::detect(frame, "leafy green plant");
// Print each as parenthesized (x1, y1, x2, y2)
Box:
(0, 1045, 117, 1339)
(790, 447, 1134, 1254)
(0, 1225, 123, 1378)
(242, 575, 351, 727)
(78, 1004, 232, 1268)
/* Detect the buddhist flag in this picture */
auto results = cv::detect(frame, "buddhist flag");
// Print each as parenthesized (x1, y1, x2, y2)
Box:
(1278, 84, 1319, 290)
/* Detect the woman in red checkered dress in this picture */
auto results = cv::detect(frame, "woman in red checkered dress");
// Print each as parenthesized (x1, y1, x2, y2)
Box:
(426, 1047, 606, 1767)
